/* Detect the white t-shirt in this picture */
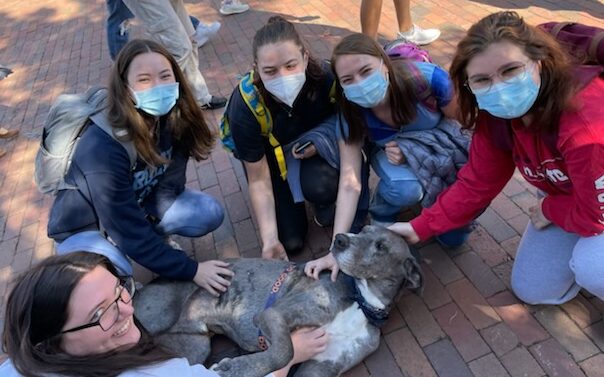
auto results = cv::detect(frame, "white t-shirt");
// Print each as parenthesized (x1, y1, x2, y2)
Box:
(0, 358, 276, 377)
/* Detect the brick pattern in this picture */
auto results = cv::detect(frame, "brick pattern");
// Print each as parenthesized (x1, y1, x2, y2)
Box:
(1, 0, 604, 376)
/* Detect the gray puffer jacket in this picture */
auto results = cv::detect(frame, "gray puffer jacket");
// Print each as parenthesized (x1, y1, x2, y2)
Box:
(394, 118, 470, 207)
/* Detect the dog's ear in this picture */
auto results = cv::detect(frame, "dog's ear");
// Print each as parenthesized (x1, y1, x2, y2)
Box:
(402, 258, 424, 295)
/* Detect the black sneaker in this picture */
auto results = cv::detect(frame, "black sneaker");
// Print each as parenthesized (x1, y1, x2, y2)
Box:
(201, 95, 227, 110)
(313, 203, 335, 227)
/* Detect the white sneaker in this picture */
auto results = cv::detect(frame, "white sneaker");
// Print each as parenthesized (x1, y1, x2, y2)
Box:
(397, 24, 441, 45)
(194, 21, 221, 47)
(219, 1, 250, 15)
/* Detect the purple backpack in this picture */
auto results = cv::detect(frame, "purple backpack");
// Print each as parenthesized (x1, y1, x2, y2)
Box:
(384, 38, 433, 63)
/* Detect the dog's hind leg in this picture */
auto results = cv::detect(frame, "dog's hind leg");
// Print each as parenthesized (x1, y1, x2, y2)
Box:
(211, 307, 293, 377)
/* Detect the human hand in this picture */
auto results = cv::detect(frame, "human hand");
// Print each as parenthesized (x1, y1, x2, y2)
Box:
(292, 142, 317, 160)
(304, 252, 339, 282)
(388, 222, 420, 244)
(290, 327, 328, 364)
(529, 198, 551, 230)
(262, 240, 289, 261)
(384, 141, 405, 165)
(193, 260, 234, 297)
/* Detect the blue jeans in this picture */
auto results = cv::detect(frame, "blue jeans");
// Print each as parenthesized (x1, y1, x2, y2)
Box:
(369, 148, 424, 222)
(106, 0, 133, 60)
(56, 189, 224, 276)
(106, 0, 200, 61)
(369, 147, 471, 248)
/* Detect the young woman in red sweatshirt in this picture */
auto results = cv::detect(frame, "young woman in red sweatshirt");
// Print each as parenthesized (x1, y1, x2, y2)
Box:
(391, 11, 604, 305)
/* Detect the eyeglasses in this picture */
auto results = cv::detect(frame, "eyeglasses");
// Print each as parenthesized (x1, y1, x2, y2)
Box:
(60, 277, 136, 334)
(465, 61, 534, 93)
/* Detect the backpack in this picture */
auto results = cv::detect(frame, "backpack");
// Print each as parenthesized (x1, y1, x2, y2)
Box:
(34, 86, 137, 195)
(538, 22, 604, 65)
(220, 71, 335, 180)
(384, 38, 433, 63)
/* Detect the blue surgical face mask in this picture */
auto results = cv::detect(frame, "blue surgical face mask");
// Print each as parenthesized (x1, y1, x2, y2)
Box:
(473, 65, 540, 119)
(342, 62, 389, 108)
(131, 82, 180, 116)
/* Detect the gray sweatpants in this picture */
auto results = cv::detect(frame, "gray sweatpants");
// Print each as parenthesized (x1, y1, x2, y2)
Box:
(511, 222, 604, 305)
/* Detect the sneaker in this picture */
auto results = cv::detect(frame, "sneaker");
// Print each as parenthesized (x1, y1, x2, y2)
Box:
(219, 1, 250, 15)
(313, 204, 335, 228)
(200, 95, 227, 110)
(194, 21, 221, 47)
(397, 24, 441, 46)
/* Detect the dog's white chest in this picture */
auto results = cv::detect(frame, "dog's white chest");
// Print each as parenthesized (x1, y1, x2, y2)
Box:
(314, 303, 372, 362)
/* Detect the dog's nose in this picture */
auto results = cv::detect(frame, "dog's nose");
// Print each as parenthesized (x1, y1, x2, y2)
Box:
(333, 233, 349, 251)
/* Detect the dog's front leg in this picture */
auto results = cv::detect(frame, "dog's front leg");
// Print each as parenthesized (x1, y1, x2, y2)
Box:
(212, 307, 292, 377)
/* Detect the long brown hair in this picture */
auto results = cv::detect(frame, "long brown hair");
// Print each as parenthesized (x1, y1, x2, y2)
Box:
(109, 39, 215, 166)
(331, 33, 426, 143)
(450, 11, 575, 132)
(3, 252, 174, 377)
(252, 16, 328, 103)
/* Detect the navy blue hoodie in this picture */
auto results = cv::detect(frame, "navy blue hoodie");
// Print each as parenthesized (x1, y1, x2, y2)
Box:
(47, 118, 198, 280)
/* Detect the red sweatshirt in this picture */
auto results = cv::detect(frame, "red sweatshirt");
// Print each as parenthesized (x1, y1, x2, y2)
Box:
(411, 76, 604, 239)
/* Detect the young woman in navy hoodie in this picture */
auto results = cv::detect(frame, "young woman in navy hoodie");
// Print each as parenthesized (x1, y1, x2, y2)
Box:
(48, 39, 233, 296)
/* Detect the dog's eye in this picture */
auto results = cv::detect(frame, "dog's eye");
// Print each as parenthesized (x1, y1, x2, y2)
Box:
(375, 241, 387, 252)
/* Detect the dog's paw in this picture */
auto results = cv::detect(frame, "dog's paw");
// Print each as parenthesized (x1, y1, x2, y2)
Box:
(210, 358, 238, 377)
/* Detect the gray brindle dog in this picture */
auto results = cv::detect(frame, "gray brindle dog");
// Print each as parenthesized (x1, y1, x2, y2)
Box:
(134, 225, 423, 377)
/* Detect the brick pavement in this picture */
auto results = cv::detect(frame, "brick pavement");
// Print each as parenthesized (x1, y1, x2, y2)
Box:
(1, 0, 604, 375)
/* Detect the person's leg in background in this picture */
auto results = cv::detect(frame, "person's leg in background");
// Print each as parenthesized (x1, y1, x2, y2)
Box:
(360, 0, 440, 45)
(360, 0, 383, 40)
(106, 0, 134, 61)
(393, 0, 440, 45)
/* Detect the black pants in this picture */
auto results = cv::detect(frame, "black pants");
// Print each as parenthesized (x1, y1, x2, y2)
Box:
(282, 156, 339, 254)
(245, 155, 367, 255)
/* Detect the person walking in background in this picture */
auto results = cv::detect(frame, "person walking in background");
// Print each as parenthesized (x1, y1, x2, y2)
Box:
(361, 0, 440, 45)
(121, 0, 227, 110)
(105, 0, 220, 61)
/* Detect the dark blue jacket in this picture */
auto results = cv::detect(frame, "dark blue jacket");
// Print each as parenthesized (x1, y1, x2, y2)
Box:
(47, 119, 198, 280)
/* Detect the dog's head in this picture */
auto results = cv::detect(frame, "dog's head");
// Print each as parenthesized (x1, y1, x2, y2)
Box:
(331, 225, 423, 296)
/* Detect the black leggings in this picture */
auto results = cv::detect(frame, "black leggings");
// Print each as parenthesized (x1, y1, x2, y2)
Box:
(272, 156, 339, 254)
